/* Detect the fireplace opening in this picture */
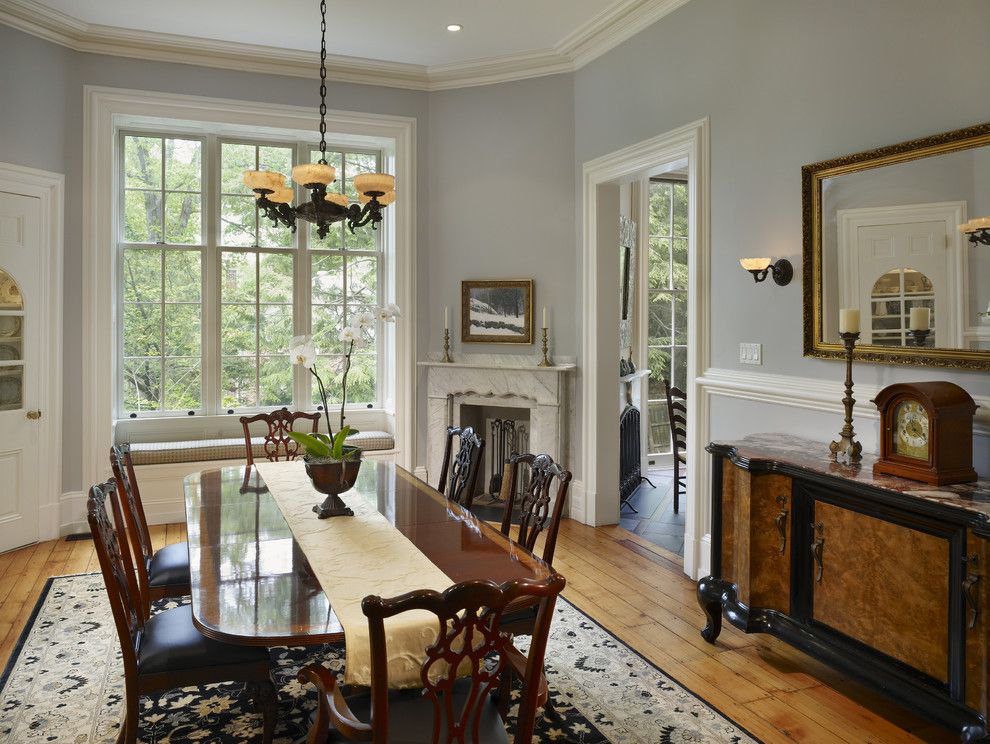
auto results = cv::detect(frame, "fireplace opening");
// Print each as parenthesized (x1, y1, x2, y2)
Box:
(457, 404, 531, 507)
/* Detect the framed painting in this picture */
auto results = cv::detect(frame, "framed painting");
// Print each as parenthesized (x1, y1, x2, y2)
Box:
(460, 280, 533, 344)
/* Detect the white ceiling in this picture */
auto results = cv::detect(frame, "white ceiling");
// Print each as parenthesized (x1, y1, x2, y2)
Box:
(30, 0, 620, 67)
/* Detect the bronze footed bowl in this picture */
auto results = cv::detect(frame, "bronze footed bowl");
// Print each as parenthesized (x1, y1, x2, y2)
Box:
(304, 452, 361, 518)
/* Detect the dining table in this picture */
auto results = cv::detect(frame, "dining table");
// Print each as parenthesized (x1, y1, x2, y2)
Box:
(182, 460, 554, 655)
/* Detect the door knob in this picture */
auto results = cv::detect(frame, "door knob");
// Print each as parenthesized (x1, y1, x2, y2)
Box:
(26, 410, 41, 420)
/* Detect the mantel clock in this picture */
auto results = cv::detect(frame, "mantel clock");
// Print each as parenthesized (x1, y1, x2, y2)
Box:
(872, 381, 978, 485)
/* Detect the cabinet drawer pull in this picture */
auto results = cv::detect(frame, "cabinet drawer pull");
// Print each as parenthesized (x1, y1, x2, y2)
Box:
(963, 555, 980, 631)
(774, 494, 788, 555)
(811, 522, 825, 583)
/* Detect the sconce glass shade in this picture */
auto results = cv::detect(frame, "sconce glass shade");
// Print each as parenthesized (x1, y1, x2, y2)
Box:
(358, 189, 397, 206)
(324, 192, 350, 207)
(740, 257, 773, 271)
(243, 170, 285, 191)
(353, 173, 395, 195)
(291, 163, 336, 186)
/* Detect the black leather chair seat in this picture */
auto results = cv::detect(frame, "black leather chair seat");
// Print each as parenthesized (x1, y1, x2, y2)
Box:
(138, 605, 269, 675)
(147, 541, 191, 588)
(327, 679, 508, 743)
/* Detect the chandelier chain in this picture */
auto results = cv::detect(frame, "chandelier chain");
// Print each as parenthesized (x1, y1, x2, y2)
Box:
(318, 0, 328, 165)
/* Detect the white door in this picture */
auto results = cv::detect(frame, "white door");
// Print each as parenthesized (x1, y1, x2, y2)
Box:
(854, 220, 948, 346)
(0, 191, 42, 553)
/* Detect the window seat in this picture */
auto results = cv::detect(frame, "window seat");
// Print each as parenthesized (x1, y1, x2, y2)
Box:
(128, 431, 395, 466)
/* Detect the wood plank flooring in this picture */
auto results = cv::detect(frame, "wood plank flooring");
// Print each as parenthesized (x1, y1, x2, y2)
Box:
(0, 519, 955, 743)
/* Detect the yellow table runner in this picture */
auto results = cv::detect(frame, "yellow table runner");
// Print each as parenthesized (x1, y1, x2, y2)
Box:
(255, 460, 454, 688)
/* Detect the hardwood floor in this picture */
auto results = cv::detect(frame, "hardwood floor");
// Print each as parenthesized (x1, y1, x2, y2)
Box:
(0, 519, 955, 743)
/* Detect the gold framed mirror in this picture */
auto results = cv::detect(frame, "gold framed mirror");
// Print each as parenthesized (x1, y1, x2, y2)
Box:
(803, 122, 990, 371)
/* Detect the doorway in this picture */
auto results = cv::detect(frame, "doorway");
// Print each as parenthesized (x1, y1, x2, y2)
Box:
(580, 119, 709, 577)
(0, 164, 63, 552)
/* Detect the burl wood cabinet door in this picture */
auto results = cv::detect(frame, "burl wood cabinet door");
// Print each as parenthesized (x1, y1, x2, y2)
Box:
(811, 501, 951, 683)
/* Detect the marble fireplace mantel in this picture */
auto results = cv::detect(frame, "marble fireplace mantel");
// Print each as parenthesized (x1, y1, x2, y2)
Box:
(418, 353, 575, 487)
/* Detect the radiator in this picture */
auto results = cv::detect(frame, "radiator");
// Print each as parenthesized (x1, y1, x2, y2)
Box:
(619, 404, 642, 504)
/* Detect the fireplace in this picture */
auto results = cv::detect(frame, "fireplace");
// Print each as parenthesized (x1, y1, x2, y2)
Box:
(459, 404, 530, 499)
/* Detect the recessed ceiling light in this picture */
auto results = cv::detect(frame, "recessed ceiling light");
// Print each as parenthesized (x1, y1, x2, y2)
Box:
(446, 23, 463, 32)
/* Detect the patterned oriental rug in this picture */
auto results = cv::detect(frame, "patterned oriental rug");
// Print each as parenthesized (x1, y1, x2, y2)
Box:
(0, 574, 758, 743)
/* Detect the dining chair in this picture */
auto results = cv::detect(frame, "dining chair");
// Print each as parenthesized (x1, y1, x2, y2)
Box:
(88, 480, 277, 744)
(664, 378, 687, 514)
(297, 573, 566, 744)
(499, 453, 571, 569)
(436, 425, 485, 509)
(110, 444, 190, 619)
(240, 407, 322, 467)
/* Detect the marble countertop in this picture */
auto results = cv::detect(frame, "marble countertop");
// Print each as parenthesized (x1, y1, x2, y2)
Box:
(709, 432, 990, 521)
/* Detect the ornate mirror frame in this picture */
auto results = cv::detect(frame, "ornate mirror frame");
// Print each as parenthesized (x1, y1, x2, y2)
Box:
(802, 122, 990, 371)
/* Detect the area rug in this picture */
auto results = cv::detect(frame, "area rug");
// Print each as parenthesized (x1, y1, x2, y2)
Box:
(0, 574, 758, 743)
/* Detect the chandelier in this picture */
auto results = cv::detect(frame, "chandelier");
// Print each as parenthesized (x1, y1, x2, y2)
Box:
(242, 0, 396, 238)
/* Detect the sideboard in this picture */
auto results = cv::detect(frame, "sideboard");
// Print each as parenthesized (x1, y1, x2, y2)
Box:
(698, 434, 990, 742)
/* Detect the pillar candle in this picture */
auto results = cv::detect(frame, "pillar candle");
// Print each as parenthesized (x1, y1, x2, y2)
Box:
(542, 306, 547, 328)
(838, 308, 860, 334)
(909, 306, 931, 331)
(444, 306, 449, 330)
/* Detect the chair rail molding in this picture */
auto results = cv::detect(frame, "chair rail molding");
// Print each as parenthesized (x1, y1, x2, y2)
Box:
(82, 86, 416, 493)
(691, 365, 990, 580)
(0, 161, 64, 541)
(0, 0, 692, 91)
(580, 118, 710, 580)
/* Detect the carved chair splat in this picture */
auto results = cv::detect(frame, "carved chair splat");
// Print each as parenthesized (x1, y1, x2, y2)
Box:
(239, 407, 322, 467)
(437, 425, 486, 509)
(499, 453, 572, 568)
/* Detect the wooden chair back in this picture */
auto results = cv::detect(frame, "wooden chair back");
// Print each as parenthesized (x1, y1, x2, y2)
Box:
(110, 445, 155, 610)
(88, 479, 144, 680)
(437, 425, 485, 509)
(500, 453, 572, 567)
(239, 407, 321, 466)
(364, 574, 566, 744)
(664, 379, 687, 454)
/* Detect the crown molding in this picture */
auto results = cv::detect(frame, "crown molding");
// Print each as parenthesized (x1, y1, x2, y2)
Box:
(0, 0, 692, 90)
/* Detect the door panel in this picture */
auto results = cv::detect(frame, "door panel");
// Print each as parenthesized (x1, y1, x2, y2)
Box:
(0, 191, 41, 553)
(812, 500, 950, 682)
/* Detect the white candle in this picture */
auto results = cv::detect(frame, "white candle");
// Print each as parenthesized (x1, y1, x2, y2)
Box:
(839, 308, 860, 334)
(444, 306, 449, 330)
(542, 306, 547, 329)
(909, 306, 931, 331)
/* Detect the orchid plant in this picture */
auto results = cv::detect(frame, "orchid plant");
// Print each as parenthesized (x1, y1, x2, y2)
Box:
(287, 303, 400, 462)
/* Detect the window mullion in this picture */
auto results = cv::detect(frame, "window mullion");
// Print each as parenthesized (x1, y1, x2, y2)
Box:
(202, 134, 220, 414)
(294, 142, 311, 411)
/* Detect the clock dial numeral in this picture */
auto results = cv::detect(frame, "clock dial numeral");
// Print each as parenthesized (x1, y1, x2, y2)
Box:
(893, 400, 929, 460)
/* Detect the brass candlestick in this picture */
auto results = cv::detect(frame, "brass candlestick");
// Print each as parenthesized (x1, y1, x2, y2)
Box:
(537, 327, 552, 367)
(441, 328, 453, 363)
(911, 328, 931, 347)
(829, 331, 862, 464)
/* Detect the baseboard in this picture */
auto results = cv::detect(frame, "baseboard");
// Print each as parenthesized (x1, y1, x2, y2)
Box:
(413, 466, 429, 482)
(58, 490, 87, 536)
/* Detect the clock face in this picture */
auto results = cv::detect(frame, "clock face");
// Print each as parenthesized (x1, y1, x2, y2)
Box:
(893, 399, 930, 461)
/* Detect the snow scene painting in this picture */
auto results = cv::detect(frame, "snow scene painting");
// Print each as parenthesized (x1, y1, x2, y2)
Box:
(461, 280, 533, 344)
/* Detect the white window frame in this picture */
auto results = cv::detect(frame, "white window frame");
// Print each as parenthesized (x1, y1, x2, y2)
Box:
(84, 86, 416, 487)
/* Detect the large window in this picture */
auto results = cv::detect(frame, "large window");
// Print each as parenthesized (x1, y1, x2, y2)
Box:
(117, 132, 385, 418)
(646, 178, 689, 456)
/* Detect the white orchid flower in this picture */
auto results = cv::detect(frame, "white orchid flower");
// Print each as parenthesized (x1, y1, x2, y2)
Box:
(354, 311, 376, 328)
(288, 335, 317, 369)
(378, 303, 401, 322)
(339, 326, 364, 348)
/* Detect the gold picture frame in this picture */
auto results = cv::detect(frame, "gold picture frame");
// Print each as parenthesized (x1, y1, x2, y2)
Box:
(802, 122, 990, 371)
(461, 280, 533, 344)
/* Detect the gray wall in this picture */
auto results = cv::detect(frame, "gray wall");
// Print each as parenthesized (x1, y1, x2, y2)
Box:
(574, 0, 990, 476)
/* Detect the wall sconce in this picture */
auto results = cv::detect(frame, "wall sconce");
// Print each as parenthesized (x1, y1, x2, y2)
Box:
(739, 257, 793, 286)
(959, 218, 990, 246)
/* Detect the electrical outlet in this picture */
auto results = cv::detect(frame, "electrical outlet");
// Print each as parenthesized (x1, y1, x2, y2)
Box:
(739, 342, 762, 365)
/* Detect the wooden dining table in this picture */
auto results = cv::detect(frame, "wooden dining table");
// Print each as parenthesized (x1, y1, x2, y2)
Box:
(182, 461, 553, 647)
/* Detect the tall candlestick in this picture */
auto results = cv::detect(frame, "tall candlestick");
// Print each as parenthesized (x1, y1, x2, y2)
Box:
(538, 327, 552, 367)
(441, 328, 453, 363)
(838, 308, 860, 334)
(909, 306, 930, 331)
(829, 332, 863, 464)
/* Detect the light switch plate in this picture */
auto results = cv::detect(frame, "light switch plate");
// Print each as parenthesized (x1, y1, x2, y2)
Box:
(739, 342, 762, 365)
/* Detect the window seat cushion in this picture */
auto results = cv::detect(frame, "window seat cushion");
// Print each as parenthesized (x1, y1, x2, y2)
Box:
(128, 431, 395, 466)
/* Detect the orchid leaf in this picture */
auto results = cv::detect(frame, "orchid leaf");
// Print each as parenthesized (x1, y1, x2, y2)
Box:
(287, 431, 331, 459)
